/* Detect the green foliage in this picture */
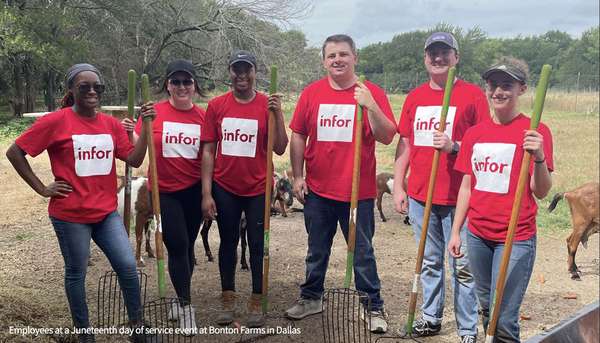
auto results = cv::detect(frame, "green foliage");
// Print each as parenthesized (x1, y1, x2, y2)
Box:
(0, 116, 35, 141)
(357, 24, 600, 93)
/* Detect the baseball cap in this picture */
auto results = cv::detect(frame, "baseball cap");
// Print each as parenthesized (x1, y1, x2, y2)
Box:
(424, 32, 459, 51)
(229, 50, 257, 69)
(166, 59, 196, 79)
(482, 63, 527, 83)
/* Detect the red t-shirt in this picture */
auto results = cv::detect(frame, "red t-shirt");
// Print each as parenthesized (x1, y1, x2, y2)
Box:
(134, 100, 204, 192)
(289, 77, 396, 201)
(202, 91, 270, 197)
(16, 107, 134, 223)
(455, 114, 554, 242)
(397, 80, 490, 205)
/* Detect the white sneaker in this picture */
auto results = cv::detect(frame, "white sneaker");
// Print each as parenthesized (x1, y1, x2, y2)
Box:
(167, 300, 181, 322)
(284, 298, 323, 320)
(360, 305, 388, 333)
(178, 305, 197, 336)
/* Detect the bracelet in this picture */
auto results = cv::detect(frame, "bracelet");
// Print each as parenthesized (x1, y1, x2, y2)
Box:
(534, 157, 546, 164)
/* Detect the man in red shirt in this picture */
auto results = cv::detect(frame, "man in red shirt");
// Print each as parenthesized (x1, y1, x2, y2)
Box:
(393, 32, 489, 343)
(284, 34, 397, 333)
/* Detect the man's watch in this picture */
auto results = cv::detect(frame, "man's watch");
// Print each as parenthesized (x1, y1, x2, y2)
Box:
(451, 141, 460, 155)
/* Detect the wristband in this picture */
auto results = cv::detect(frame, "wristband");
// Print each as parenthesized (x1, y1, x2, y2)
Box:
(534, 157, 546, 164)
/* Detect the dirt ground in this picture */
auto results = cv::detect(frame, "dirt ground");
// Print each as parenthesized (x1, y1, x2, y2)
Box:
(0, 146, 598, 343)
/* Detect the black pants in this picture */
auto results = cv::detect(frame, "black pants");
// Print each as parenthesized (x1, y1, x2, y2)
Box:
(212, 182, 264, 294)
(155, 182, 202, 305)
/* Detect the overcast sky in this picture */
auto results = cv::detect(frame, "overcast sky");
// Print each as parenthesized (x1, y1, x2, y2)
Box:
(292, 0, 599, 48)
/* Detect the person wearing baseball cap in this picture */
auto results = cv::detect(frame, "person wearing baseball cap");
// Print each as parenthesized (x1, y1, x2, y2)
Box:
(201, 49, 288, 328)
(393, 32, 489, 342)
(122, 59, 206, 334)
(449, 56, 553, 342)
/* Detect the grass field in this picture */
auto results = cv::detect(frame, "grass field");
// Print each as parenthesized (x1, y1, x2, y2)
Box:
(1, 89, 598, 235)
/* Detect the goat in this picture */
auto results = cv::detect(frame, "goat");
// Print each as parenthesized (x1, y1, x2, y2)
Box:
(376, 172, 410, 225)
(117, 176, 155, 267)
(548, 182, 600, 280)
(271, 172, 294, 217)
(198, 215, 248, 270)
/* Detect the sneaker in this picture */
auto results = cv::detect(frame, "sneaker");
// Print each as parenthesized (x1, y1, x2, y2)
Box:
(178, 305, 197, 336)
(216, 291, 236, 325)
(460, 335, 477, 343)
(167, 300, 181, 321)
(246, 293, 265, 328)
(411, 318, 441, 337)
(284, 298, 323, 320)
(364, 309, 388, 333)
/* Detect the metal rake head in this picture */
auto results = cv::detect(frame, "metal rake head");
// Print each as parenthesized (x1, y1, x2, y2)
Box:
(97, 269, 148, 328)
(322, 288, 372, 343)
(141, 298, 194, 342)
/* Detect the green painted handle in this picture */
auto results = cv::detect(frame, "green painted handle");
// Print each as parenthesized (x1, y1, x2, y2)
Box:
(438, 67, 456, 128)
(530, 65, 552, 129)
(141, 74, 150, 105)
(269, 66, 278, 94)
(127, 70, 136, 119)
(157, 259, 165, 298)
(356, 75, 366, 121)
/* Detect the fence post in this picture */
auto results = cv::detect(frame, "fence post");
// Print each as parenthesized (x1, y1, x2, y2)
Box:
(575, 72, 580, 113)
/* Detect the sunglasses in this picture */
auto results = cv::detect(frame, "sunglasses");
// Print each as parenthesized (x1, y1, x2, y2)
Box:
(169, 78, 194, 87)
(77, 83, 106, 94)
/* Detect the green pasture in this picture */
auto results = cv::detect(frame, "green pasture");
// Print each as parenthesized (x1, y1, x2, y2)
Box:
(1, 90, 598, 235)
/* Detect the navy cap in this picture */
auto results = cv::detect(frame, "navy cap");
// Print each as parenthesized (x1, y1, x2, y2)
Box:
(424, 32, 459, 51)
(229, 50, 257, 69)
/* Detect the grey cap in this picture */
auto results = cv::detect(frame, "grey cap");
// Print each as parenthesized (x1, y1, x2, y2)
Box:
(229, 50, 257, 69)
(482, 63, 527, 83)
(424, 32, 459, 51)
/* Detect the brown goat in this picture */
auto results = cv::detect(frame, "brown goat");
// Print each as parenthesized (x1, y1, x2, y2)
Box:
(548, 182, 600, 280)
(376, 172, 410, 225)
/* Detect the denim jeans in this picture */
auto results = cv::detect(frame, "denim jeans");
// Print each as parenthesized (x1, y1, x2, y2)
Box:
(408, 198, 478, 336)
(467, 231, 536, 342)
(300, 191, 384, 311)
(50, 211, 142, 328)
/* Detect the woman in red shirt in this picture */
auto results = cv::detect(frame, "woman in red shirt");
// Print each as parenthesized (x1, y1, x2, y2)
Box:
(448, 57, 553, 342)
(123, 59, 205, 333)
(201, 50, 288, 328)
(6, 64, 152, 342)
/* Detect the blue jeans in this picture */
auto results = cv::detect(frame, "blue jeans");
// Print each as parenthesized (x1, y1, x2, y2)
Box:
(50, 211, 142, 328)
(408, 198, 478, 336)
(300, 191, 384, 311)
(467, 231, 536, 342)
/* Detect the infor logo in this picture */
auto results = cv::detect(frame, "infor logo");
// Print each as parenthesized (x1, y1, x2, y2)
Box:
(317, 104, 355, 142)
(162, 122, 201, 159)
(72, 134, 114, 177)
(221, 117, 258, 157)
(472, 143, 516, 194)
(413, 105, 456, 147)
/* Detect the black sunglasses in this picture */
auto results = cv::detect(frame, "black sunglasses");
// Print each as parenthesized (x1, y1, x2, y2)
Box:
(169, 78, 194, 87)
(77, 83, 106, 94)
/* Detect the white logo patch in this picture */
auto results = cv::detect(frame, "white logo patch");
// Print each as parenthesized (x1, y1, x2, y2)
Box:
(413, 106, 457, 146)
(472, 143, 516, 194)
(72, 134, 114, 177)
(221, 117, 258, 157)
(317, 104, 356, 142)
(162, 122, 201, 159)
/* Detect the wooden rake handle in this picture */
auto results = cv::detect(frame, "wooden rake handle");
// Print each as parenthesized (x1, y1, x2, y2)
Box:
(344, 75, 366, 289)
(262, 66, 277, 313)
(141, 74, 166, 298)
(123, 69, 136, 235)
